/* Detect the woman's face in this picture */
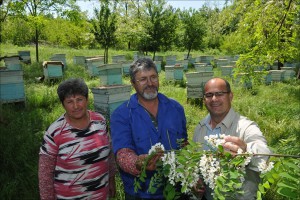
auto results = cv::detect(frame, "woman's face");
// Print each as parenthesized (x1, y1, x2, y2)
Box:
(63, 94, 88, 121)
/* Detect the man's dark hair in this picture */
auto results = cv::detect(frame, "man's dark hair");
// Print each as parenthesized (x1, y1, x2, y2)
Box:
(57, 78, 88, 103)
(129, 58, 158, 83)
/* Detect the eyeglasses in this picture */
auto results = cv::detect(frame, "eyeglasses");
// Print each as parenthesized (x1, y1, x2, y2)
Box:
(136, 75, 159, 85)
(204, 91, 230, 98)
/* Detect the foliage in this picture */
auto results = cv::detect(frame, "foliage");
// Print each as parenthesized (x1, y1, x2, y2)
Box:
(92, 0, 118, 64)
(178, 8, 206, 57)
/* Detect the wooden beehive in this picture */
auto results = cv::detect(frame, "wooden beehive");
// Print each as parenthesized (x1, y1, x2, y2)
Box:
(154, 61, 161, 73)
(18, 50, 31, 64)
(122, 62, 132, 75)
(50, 54, 67, 68)
(234, 73, 252, 88)
(186, 72, 214, 99)
(112, 55, 126, 63)
(0, 69, 25, 103)
(73, 56, 86, 66)
(165, 55, 176, 65)
(221, 66, 234, 77)
(195, 62, 213, 72)
(165, 65, 175, 80)
(154, 56, 164, 62)
(85, 57, 105, 76)
(176, 59, 188, 70)
(43, 61, 64, 80)
(269, 70, 285, 82)
(97, 64, 123, 85)
(91, 84, 131, 118)
(199, 55, 214, 65)
(216, 58, 229, 67)
(281, 67, 296, 80)
(4, 56, 22, 70)
(174, 64, 184, 80)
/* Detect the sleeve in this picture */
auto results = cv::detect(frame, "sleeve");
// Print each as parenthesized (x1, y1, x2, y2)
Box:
(110, 106, 135, 154)
(38, 154, 56, 200)
(242, 121, 272, 171)
(116, 148, 147, 176)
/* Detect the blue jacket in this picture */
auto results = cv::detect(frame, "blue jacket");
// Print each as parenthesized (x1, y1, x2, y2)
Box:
(110, 93, 187, 198)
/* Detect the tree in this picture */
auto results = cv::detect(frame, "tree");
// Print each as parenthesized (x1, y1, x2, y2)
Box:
(178, 8, 206, 59)
(139, 0, 178, 58)
(7, 0, 72, 62)
(92, 0, 117, 64)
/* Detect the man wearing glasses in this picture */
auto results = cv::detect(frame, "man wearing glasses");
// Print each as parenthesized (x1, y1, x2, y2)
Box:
(193, 77, 271, 200)
(110, 58, 188, 200)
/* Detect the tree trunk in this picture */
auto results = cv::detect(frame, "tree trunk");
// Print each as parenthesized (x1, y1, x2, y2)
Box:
(35, 28, 39, 63)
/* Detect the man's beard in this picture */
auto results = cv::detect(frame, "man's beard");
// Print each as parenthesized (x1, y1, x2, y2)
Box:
(142, 86, 158, 100)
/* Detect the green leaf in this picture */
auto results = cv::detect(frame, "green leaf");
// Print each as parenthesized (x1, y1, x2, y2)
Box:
(277, 187, 298, 198)
(263, 181, 270, 189)
(279, 172, 299, 183)
(277, 182, 297, 190)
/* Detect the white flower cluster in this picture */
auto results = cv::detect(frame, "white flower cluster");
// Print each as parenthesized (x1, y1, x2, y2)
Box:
(204, 134, 226, 149)
(258, 159, 274, 174)
(199, 154, 220, 190)
(161, 150, 200, 193)
(148, 142, 165, 155)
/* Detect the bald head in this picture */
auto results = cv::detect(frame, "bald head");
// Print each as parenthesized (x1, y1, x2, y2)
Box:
(204, 78, 231, 94)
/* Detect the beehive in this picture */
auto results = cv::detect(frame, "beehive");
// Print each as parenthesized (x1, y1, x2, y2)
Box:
(174, 64, 184, 80)
(221, 66, 234, 77)
(165, 55, 176, 65)
(4, 56, 22, 70)
(86, 57, 105, 76)
(43, 61, 64, 80)
(92, 84, 131, 118)
(112, 55, 126, 63)
(216, 58, 229, 67)
(234, 73, 252, 88)
(281, 67, 296, 80)
(18, 50, 31, 64)
(176, 60, 188, 70)
(154, 56, 164, 62)
(186, 72, 214, 99)
(73, 56, 86, 66)
(0, 70, 25, 103)
(97, 64, 123, 85)
(195, 63, 213, 72)
(269, 70, 285, 82)
(165, 65, 175, 80)
(50, 54, 67, 68)
(154, 61, 161, 73)
(122, 62, 132, 75)
(199, 55, 214, 65)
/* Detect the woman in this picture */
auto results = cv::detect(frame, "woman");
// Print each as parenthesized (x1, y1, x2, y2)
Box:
(38, 78, 116, 200)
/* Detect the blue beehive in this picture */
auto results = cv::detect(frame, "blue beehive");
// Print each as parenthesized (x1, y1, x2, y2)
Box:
(85, 57, 105, 76)
(112, 55, 126, 63)
(221, 66, 234, 77)
(43, 61, 64, 80)
(122, 62, 132, 75)
(97, 64, 123, 86)
(91, 84, 131, 118)
(18, 50, 31, 64)
(166, 55, 176, 65)
(50, 54, 67, 69)
(4, 56, 22, 70)
(73, 56, 86, 66)
(0, 69, 25, 103)
(165, 65, 175, 80)
(174, 64, 184, 80)
(154, 61, 161, 73)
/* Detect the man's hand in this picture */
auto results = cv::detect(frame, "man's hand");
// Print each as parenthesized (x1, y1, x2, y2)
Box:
(192, 178, 205, 198)
(135, 151, 164, 171)
(222, 135, 247, 155)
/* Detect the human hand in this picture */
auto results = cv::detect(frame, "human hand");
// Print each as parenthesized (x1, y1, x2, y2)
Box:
(192, 178, 205, 199)
(222, 135, 247, 155)
(135, 151, 164, 171)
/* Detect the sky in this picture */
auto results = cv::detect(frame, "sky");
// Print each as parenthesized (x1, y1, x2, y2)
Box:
(77, 0, 229, 17)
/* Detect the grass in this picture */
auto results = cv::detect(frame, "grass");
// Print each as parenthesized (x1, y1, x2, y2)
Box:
(0, 45, 299, 199)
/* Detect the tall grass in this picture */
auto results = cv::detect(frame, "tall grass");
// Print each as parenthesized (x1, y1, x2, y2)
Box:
(0, 45, 299, 199)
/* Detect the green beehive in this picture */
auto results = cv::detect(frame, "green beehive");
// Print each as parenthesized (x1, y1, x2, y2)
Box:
(4, 56, 22, 70)
(195, 62, 213, 72)
(73, 56, 86, 66)
(122, 62, 132, 76)
(269, 70, 285, 82)
(18, 50, 31, 64)
(97, 64, 123, 86)
(221, 66, 234, 77)
(185, 71, 214, 99)
(43, 61, 64, 80)
(165, 65, 175, 80)
(50, 54, 67, 69)
(85, 57, 105, 76)
(112, 55, 126, 63)
(154, 61, 161, 73)
(91, 84, 131, 118)
(0, 69, 25, 103)
(174, 64, 184, 80)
